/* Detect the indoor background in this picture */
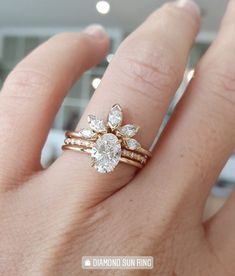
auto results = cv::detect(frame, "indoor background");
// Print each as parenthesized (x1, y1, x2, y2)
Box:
(0, 0, 234, 211)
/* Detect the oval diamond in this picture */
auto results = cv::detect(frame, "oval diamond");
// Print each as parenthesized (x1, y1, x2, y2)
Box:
(91, 133, 121, 173)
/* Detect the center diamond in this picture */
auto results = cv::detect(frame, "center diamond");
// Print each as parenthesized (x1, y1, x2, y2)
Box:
(91, 133, 121, 173)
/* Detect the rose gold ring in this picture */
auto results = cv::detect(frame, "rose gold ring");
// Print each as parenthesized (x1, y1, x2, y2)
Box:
(62, 144, 144, 169)
(62, 104, 151, 173)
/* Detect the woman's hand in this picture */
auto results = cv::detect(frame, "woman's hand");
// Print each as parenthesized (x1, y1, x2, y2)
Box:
(0, 0, 235, 275)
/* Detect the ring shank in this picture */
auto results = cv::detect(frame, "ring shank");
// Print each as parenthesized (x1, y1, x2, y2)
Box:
(62, 145, 144, 169)
(66, 131, 151, 158)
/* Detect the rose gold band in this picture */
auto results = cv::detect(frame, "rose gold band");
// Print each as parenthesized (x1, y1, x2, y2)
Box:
(62, 144, 144, 169)
(66, 131, 97, 140)
(66, 131, 151, 158)
(64, 137, 148, 164)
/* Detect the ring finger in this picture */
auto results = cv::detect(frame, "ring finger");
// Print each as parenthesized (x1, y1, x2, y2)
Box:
(50, 0, 201, 205)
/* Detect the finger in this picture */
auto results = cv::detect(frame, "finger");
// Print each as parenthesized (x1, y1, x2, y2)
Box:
(0, 26, 109, 190)
(203, 3, 235, 267)
(49, 0, 200, 206)
(204, 191, 235, 274)
(126, 0, 235, 228)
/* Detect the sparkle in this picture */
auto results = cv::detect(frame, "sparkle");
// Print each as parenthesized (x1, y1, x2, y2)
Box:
(88, 115, 106, 133)
(91, 133, 121, 173)
(108, 104, 123, 130)
(77, 129, 96, 139)
(125, 138, 141, 150)
(119, 124, 139, 138)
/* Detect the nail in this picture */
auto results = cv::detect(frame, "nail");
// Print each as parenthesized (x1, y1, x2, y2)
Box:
(174, 0, 200, 17)
(83, 24, 107, 39)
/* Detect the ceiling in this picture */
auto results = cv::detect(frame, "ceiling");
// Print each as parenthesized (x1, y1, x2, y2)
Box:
(0, 0, 229, 33)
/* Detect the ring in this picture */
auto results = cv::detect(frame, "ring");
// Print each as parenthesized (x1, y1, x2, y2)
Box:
(63, 137, 148, 168)
(62, 104, 151, 173)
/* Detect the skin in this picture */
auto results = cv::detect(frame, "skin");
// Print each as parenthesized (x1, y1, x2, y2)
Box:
(0, 0, 235, 275)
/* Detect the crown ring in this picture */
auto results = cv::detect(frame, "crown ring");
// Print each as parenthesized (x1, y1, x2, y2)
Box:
(62, 104, 151, 173)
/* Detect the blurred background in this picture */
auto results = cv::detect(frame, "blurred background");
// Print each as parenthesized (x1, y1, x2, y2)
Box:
(0, 0, 234, 213)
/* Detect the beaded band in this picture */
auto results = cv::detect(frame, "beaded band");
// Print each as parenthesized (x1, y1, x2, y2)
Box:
(66, 131, 151, 158)
(64, 136, 147, 162)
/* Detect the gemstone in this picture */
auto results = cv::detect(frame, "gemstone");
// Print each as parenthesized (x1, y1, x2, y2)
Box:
(70, 139, 75, 145)
(65, 138, 71, 144)
(119, 124, 139, 138)
(77, 129, 96, 139)
(88, 115, 106, 133)
(125, 138, 141, 150)
(91, 133, 121, 173)
(108, 104, 123, 130)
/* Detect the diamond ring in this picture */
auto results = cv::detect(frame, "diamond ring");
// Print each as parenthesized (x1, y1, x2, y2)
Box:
(62, 104, 151, 173)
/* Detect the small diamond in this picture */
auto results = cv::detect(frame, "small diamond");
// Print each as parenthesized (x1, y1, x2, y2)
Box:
(125, 138, 141, 150)
(77, 129, 96, 139)
(75, 140, 80, 145)
(65, 138, 71, 144)
(119, 124, 139, 138)
(108, 104, 123, 130)
(91, 133, 121, 173)
(88, 115, 106, 133)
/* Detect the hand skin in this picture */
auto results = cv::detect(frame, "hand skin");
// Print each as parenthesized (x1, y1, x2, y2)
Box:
(1, 0, 235, 275)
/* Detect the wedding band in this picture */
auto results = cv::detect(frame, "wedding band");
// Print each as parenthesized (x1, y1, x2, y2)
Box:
(62, 144, 144, 169)
(65, 131, 151, 158)
(63, 137, 148, 164)
(62, 104, 151, 173)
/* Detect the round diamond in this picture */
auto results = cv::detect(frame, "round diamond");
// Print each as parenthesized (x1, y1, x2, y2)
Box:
(91, 133, 121, 173)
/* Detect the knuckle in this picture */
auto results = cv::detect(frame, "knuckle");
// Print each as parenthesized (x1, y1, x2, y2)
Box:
(2, 67, 54, 99)
(199, 60, 235, 108)
(116, 42, 180, 99)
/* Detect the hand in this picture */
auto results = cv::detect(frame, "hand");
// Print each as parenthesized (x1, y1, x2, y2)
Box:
(0, 0, 235, 275)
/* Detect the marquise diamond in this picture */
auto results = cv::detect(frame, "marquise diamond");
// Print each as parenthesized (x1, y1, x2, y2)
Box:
(119, 124, 139, 138)
(125, 138, 141, 150)
(77, 129, 96, 139)
(88, 115, 106, 133)
(108, 104, 123, 130)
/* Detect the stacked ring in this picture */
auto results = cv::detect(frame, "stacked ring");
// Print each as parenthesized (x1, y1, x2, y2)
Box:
(62, 104, 151, 173)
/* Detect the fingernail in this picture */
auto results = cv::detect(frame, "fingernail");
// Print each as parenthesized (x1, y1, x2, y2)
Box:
(83, 24, 107, 39)
(174, 0, 200, 17)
